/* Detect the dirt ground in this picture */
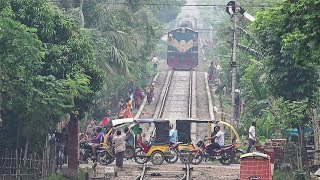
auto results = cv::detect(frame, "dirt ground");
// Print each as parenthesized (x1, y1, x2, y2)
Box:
(109, 160, 240, 180)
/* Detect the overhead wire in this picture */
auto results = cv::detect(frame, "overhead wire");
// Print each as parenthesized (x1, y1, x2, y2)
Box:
(48, 1, 282, 8)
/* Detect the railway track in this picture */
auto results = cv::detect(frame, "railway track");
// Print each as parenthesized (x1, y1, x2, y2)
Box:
(154, 70, 196, 121)
(134, 163, 191, 180)
(135, 70, 194, 180)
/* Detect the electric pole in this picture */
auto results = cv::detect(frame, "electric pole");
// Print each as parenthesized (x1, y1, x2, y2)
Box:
(226, 1, 238, 125)
(226, 1, 255, 125)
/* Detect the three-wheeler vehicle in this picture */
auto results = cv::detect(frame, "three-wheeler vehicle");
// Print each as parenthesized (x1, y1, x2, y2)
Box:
(96, 118, 136, 165)
(124, 119, 193, 165)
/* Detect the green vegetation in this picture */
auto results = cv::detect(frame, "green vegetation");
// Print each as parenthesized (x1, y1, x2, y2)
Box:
(272, 169, 294, 180)
(47, 174, 65, 180)
(0, 0, 185, 174)
(2, 0, 320, 177)
(204, 0, 320, 175)
(57, 0, 186, 119)
(0, 0, 103, 151)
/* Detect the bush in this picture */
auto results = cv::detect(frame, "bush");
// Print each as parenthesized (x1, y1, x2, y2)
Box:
(47, 174, 64, 180)
(293, 170, 307, 180)
(272, 169, 294, 180)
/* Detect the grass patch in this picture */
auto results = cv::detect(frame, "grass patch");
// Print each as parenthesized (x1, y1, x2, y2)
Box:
(47, 174, 64, 180)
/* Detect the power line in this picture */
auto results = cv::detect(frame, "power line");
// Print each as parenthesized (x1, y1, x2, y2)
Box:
(49, 1, 281, 8)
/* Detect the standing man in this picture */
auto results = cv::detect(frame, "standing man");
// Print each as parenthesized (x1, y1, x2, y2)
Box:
(113, 130, 126, 171)
(124, 127, 134, 147)
(247, 121, 256, 153)
(208, 61, 216, 85)
(146, 83, 155, 105)
(169, 125, 178, 145)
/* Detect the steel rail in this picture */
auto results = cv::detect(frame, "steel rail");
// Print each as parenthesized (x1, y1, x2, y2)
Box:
(156, 70, 194, 119)
(134, 163, 147, 180)
(188, 71, 193, 118)
(180, 163, 191, 180)
(156, 70, 174, 119)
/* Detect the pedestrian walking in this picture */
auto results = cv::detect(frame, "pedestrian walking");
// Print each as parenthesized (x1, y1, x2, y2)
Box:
(113, 130, 126, 171)
(246, 121, 256, 153)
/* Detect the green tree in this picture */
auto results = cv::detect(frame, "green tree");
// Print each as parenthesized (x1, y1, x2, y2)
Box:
(252, 0, 320, 172)
(56, 0, 183, 119)
(1, 0, 104, 173)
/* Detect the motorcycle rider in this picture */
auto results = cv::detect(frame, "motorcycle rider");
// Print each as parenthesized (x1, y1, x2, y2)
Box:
(90, 126, 104, 159)
(207, 126, 224, 156)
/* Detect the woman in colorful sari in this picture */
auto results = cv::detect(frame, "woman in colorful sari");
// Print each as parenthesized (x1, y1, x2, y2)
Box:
(123, 98, 132, 118)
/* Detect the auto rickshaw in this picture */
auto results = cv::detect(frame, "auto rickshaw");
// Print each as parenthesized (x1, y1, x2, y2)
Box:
(175, 119, 243, 164)
(99, 118, 136, 161)
(129, 119, 183, 165)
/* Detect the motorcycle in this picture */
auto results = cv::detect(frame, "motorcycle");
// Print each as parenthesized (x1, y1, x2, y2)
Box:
(164, 142, 194, 164)
(189, 138, 237, 165)
(134, 142, 151, 164)
(231, 148, 244, 164)
(79, 140, 115, 165)
(80, 139, 136, 165)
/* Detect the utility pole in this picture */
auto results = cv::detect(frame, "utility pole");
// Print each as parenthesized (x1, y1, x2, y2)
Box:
(226, 1, 255, 125)
(227, 1, 238, 126)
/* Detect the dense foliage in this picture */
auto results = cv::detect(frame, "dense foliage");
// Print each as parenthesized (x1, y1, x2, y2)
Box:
(209, 0, 320, 172)
(0, 0, 103, 151)
(57, 0, 185, 120)
(0, 0, 184, 166)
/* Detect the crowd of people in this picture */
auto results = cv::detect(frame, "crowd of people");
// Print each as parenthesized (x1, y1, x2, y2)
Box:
(117, 84, 155, 119)
(81, 116, 256, 171)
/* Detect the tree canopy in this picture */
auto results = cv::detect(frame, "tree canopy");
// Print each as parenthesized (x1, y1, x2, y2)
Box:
(0, 0, 104, 150)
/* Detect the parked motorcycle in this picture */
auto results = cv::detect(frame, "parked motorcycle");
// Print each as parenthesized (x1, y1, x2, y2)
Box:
(79, 140, 114, 165)
(134, 142, 151, 164)
(164, 142, 193, 164)
(189, 138, 237, 165)
(231, 148, 244, 164)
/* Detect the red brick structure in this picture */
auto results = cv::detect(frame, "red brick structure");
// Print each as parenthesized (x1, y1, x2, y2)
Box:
(240, 152, 272, 180)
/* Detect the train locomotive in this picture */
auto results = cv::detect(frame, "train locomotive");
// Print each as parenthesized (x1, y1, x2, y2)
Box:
(167, 18, 198, 70)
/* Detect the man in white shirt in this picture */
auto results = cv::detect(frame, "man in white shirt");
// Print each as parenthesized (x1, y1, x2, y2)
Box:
(246, 121, 256, 153)
(207, 126, 224, 155)
(113, 130, 126, 171)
